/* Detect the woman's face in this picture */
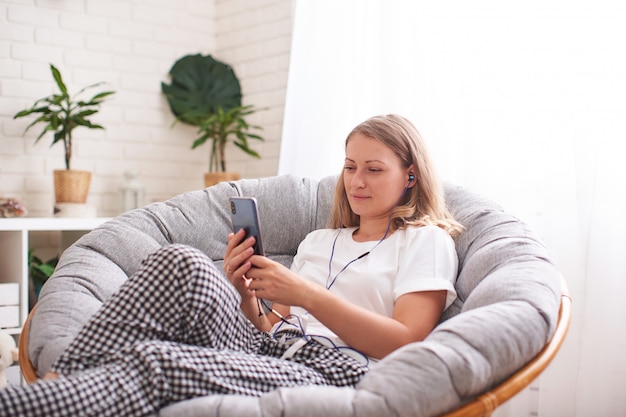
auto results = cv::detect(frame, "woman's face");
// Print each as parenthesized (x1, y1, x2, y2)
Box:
(343, 133, 412, 222)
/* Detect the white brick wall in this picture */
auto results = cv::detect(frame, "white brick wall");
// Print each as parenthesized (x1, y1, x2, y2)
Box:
(0, 0, 293, 217)
(215, 0, 293, 180)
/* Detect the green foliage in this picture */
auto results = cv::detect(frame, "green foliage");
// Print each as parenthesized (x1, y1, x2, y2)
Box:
(193, 105, 265, 173)
(161, 54, 242, 126)
(161, 54, 265, 172)
(28, 249, 59, 297)
(13, 64, 115, 170)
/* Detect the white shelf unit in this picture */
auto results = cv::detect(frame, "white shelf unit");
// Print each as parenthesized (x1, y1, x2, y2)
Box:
(0, 217, 110, 335)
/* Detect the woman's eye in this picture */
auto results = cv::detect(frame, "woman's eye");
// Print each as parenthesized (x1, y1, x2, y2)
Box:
(344, 166, 355, 172)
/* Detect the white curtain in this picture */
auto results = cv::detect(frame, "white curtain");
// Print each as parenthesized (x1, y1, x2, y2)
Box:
(280, 1, 626, 416)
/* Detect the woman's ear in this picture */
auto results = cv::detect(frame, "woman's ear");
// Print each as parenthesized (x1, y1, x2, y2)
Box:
(407, 164, 416, 185)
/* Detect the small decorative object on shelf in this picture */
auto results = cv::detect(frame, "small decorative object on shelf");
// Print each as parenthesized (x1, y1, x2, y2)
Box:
(120, 170, 145, 213)
(0, 198, 27, 218)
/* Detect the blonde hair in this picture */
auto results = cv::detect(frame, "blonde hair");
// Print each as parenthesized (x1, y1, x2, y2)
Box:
(328, 114, 463, 237)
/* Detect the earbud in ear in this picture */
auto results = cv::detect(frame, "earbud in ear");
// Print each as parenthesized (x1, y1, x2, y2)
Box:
(408, 174, 415, 182)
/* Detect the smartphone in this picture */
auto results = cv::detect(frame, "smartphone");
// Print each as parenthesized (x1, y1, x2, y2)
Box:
(229, 197, 265, 256)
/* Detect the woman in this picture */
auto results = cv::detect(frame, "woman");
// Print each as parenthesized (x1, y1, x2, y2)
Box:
(0, 114, 462, 417)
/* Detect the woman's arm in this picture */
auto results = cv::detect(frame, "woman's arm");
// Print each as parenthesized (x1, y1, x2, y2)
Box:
(247, 256, 446, 359)
(303, 287, 446, 359)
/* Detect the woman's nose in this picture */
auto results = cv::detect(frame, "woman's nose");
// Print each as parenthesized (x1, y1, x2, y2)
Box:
(350, 171, 365, 188)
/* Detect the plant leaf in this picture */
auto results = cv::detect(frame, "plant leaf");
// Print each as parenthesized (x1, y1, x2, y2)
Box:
(50, 64, 68, 96)
(232, 141, 261, 158)
(161, 54, 242, 126)
(192, 132, 211, 149)
(14, 63, 115, 168)
(36, 263, 56, 277)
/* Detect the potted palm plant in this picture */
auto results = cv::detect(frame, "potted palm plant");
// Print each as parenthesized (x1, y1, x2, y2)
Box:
(161, 54, 264, 187)
(14, 64, 115, 204)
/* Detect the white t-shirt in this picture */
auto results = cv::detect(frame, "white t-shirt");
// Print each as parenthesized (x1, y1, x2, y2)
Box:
(270, 225, 458, 351)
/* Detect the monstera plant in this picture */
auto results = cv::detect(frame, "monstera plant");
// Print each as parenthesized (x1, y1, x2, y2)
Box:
(161, 54, 264, 186)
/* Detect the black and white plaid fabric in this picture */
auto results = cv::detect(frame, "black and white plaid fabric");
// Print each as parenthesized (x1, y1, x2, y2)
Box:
(0, 244, 369, 417)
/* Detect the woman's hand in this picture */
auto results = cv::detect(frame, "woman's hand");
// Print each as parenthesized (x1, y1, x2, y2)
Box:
(245, 256, 315, 307)
(224, 229, 256, 300)
(224, 229, 273, 330)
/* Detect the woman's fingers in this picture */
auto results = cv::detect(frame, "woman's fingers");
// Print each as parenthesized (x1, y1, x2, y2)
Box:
(225, 230, 255, 269)
(225, 229, 246, 256)
(246, 257, 310, 306)
(226, 246, 254, 276)
(246, 255, 302, 305)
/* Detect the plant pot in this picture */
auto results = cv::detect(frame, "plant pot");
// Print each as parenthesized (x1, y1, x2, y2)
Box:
(53, 170, 92, 204)
(204, 172, 240, 188)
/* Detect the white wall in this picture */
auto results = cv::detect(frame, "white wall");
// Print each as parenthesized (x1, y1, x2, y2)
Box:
(0, 0, 292, 217)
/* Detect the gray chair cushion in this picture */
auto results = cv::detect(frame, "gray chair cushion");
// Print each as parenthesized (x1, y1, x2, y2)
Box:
(29, 175, 561, 417)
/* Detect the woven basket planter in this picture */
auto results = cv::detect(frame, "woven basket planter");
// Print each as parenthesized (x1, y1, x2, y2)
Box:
(53, 170, 92, 204)
(204, 172, 240, 188)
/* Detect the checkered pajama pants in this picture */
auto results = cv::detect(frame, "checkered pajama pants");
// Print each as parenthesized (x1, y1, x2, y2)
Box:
(0, 244, 369, 417)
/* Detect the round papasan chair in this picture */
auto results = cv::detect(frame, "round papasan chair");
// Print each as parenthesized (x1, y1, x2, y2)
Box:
(22, 174, 569, 417)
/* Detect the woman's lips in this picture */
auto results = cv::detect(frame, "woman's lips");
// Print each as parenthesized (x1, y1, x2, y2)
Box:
(350, 194, 370, 202)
